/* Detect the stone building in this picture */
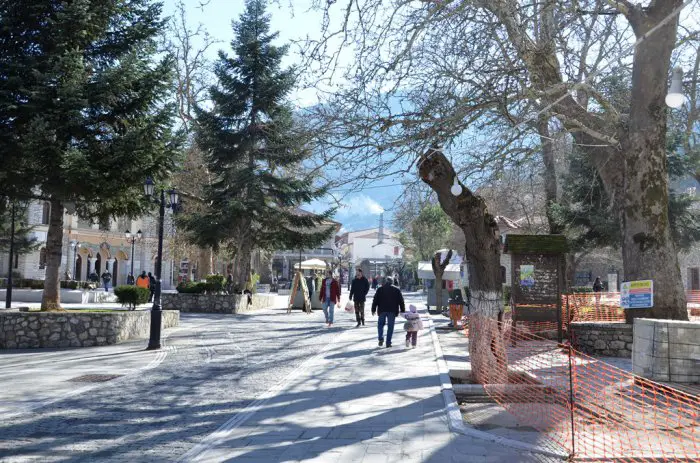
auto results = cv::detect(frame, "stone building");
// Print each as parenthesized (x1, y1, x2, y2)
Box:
(0, 200, 175, 289)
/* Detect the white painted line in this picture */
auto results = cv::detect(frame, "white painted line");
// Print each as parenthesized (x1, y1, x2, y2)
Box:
(177, 328, 353, 463)
(424, 309, 569, 459)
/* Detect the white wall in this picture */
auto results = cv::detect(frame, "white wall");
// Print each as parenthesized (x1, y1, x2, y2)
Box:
(351, 238, 403, 262)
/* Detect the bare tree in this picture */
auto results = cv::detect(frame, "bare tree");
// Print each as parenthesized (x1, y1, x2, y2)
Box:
(302, 0, 698, 324)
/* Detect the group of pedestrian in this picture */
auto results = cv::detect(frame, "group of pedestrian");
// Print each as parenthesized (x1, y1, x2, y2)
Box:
(134, 271, 157, 302)
(319, 268, 421, 349)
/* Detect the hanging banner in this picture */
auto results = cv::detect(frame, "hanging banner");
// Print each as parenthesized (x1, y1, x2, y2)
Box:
(520, 265, 535, 287)
(621, 280, 653, 309)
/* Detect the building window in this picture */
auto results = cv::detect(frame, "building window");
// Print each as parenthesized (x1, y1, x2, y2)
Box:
(117, 217, 130, 232)
(39, 248, 47, 269)
(500, 266, 507, 284)
(41, 202, 50, 225)
(394, 246, 399, 256)
(13, 253, 18, 269)
(99, 217, 110, 231)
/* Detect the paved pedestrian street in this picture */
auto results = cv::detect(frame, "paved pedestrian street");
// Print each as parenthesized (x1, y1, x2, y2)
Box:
(0, 298, 557, 462)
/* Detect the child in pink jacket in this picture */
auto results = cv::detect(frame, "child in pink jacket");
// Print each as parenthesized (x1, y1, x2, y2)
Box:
(403, 304, 424, 348)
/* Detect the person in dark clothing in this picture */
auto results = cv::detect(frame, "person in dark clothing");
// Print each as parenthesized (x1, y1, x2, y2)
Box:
(101, 270, 112, 292)
(593, 276, 603, 309)
(148, 272, 156, 302)
(371, 277, 406, 348)
(349, 269, 370, 327)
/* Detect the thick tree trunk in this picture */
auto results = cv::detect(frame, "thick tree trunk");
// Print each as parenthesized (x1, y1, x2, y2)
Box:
(616, 6, 686, 321)
(41, 199, 64, 310)
(232, 241, 252, 292)
(420, 149, 507, 384)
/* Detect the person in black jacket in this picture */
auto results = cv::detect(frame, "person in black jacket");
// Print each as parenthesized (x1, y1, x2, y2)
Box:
(349, 269, 370, 327)
(371, 277, 406, 348)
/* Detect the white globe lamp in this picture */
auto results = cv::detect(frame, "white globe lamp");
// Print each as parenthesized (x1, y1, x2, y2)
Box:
(666, 66, 686, 109)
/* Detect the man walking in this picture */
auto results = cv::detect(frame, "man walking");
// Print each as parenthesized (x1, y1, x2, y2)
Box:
(148, 272, 156, 303)
(349, 269, 370, 327)
(101, 269, 112, 292)
(319, 270, 341, 327)
(371, 277, 405, 348)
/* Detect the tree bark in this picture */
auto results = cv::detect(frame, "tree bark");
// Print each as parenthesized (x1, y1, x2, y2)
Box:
(617, 7, 687, 321)
(232, 241, 252, 292)
(419, 149, 507, 384)
(432, 249, 452, 311)
(538, 114, 562, 234)
(41, 199, 64, 310)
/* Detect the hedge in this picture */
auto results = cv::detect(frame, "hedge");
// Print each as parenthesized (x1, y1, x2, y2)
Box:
(113, 285, 150, 310)
(176, 281, 207, 294)
(205, 274, 226, 294)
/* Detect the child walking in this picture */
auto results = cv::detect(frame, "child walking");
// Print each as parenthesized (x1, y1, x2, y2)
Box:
(403, 304, 424, 348)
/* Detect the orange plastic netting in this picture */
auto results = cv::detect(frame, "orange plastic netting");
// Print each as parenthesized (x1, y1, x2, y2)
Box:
(464, 313, 700, 462)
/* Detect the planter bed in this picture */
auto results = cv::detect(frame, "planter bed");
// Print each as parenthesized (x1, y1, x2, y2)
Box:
(0, 310, 179, 349)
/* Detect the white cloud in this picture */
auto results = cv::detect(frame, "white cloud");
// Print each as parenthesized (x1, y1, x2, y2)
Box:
(338, 195, 385, 217)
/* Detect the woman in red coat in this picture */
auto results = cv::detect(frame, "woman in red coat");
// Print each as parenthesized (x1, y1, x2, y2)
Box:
(319, 270, 341, 327)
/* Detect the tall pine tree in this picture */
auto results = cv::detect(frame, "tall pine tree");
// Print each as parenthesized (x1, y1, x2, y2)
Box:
(0, 1, 179, 309)
(183, 0, 334, 289)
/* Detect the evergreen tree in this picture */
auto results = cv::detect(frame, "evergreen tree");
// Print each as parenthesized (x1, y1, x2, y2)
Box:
(183, 0, 334, 289)
(0, 200, 39, 266)
(551, 137, 700, 258)
(0, 1, 179, 309)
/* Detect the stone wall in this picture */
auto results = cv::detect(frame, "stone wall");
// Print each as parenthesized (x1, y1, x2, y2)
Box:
(633, 318, 700, 384)
(0, 310, 179, 349)
(161, 293, 287, 314)
(570, 322, 633, 358)
(0, 289, 117, 304)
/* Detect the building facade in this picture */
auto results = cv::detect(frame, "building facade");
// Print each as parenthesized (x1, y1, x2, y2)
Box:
(335, 227, 404, 279)
(0, 200, 175, 289)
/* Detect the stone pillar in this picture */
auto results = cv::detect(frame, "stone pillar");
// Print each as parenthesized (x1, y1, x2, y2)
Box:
(88, 257, 95, 274)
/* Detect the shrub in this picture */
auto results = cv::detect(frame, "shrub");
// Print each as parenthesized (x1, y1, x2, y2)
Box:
(176, 281, 206, 294)
(570, 286, 593, 293)
(60, 280, 79, 290)
(204, 274, 226, 294)
(502, 285, 511, 303)
(114, 285, 149, 310)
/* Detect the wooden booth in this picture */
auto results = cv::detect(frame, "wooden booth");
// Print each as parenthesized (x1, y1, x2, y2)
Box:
(504, 234, 568, 343)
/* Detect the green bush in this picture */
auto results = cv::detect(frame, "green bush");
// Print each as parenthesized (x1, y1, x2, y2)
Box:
(570, 286, 593, 293)
(502, 285, 511, 303)
(114, 285, 149, 310)
(60, 280, 79, 290)
(204, 274, 226, 294)
(176, 281, 206, 294)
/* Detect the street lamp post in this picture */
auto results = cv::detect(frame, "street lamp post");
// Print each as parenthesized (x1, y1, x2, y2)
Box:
(144, 178, 178, 350)
(124, 229, 142, 284)
(71, 241, 81, 280)
(5, 201, 16, 309)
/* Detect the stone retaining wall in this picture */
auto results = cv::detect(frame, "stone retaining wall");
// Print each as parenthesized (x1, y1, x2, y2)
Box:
(0, 310, 179, 349)
(161, 293, 287, 314)
(633, 318, 700, 383)
(0, 289, 117, 304)
(570, 322, 633, 358)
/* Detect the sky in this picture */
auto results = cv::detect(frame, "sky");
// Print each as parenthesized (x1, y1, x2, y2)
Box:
(161, 0, 404, 232)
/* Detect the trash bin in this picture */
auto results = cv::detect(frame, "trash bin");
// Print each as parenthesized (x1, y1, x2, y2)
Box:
(448, 298, 464, 329)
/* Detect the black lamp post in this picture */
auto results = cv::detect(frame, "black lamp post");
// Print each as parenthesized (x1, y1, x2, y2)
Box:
(5, 201, 16, 309)
(125, 229, 142, 284)
(144, 177, 178, 350)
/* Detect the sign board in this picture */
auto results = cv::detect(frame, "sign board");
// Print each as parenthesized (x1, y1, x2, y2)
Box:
(520, 265, 535, 287)
(621, 280, 653, 309)
(608, 273, 618, 292)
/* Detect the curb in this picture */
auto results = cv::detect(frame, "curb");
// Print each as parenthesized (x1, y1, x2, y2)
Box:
(424, 309, 569, 460)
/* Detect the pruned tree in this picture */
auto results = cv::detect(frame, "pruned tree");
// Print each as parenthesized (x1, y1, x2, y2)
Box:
(431, 248, 453, 313)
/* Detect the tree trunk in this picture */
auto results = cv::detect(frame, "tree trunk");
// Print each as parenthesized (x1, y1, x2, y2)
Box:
(538, 114, 562, 234)
(41, 199, 64, 310)
(614, 6, 686, 321)
(232, 241, 252, 292)
(419, 149, 507, 384)
(432, 250, 452, 310)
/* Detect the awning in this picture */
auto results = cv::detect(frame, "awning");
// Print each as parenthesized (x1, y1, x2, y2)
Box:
(294, 258, 329, 270)
(417, 262, 462, 280)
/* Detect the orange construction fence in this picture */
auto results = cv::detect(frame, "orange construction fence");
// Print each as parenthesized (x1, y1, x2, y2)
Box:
(466, 313, 700, 462)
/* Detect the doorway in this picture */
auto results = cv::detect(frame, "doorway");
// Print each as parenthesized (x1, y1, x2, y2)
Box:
(75, 255, 82, 281)
(113, 259, 119, 285)
(96, 253, 102, 275)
